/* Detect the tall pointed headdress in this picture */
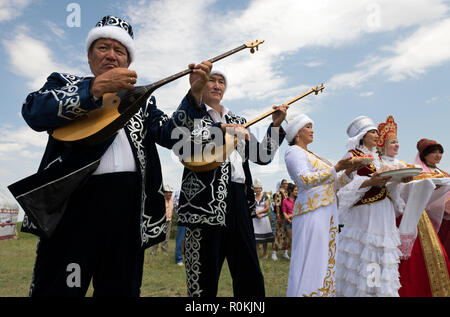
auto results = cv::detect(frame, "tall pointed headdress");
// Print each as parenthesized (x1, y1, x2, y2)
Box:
(377, 115, 397, 148)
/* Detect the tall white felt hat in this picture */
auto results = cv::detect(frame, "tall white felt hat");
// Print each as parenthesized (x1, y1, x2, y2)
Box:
(345, 116, 377, 149)
(346, 116, 377, 138)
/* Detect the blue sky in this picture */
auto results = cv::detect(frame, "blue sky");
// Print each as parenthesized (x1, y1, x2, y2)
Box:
(1, 0, 450, 219)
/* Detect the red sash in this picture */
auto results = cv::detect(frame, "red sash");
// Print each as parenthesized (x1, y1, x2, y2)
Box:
(349, 149, 387, 206)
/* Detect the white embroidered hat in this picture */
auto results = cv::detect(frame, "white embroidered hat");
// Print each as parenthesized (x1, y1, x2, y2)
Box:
(346, 116, 377, 150)
(86, 15, 136, 63)
(285, 114, 314, 143)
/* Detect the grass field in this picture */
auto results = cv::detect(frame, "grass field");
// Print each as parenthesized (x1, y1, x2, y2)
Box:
(0, 223, 290, 297)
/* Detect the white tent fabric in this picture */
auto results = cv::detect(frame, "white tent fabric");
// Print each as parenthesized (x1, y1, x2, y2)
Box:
(0, 188, 19, 240)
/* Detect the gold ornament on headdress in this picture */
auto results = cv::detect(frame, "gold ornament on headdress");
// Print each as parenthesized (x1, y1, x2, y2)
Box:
(377, 115, 397, 148)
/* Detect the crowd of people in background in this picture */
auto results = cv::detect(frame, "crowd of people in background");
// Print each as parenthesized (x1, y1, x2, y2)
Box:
(150, 178, 297, 265)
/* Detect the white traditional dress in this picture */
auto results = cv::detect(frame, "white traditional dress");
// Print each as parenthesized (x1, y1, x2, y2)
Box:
(336, 145, 402, 297)
(253, 195, 274, 244)
(284, 145, 340, 297)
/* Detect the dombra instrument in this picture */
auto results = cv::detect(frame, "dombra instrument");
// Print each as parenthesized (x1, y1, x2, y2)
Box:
(51, 40, 265, 146)
(181, 84, 325, 172)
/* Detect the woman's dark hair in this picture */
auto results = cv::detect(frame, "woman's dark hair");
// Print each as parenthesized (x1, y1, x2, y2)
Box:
(289, 139, 296, 146)
(420, 144, 444, 163)
(287, 183, 297, 196)
(359, 129, 378, 147)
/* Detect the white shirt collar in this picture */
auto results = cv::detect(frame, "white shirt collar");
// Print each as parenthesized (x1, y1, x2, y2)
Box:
(205, 103, 231, 120)
(204, 103, 245, 184)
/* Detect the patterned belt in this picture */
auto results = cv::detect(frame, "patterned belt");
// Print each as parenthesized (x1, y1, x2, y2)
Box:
(353, 186, 387, 206)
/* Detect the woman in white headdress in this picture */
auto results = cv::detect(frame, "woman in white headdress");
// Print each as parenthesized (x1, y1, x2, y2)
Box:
(284, 114, 355, 297)
(252, 178, 274, 259)
(336, 116, 403, 297)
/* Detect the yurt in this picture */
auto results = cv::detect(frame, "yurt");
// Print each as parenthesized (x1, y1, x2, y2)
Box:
(0, 188, 19, 240)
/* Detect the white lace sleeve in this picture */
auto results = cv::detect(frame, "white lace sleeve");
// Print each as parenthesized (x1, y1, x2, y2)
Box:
(386, 182, 406, 217)
(336, 171, 351, 190)
(337, 173, 370, 211)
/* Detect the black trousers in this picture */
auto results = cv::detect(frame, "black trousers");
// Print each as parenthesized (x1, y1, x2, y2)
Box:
(184, 182, 265, 297)
(29, 172, 144, 297)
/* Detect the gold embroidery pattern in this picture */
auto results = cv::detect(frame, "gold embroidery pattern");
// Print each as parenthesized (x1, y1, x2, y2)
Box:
(294, 184, 336, 217)
(294, 150, 337, 217)
(300, 171, 332, 186)
(303, 216, 337, 297)
(304, 151, 334, 180)
(418, 211, 450, 297)
(356, 187, 387, 205)
(413, 172, 446, 181)
(300, 152, 334, 186)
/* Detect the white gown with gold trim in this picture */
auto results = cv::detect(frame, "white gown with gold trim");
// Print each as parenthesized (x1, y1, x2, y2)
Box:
(284, 145, 340, 297)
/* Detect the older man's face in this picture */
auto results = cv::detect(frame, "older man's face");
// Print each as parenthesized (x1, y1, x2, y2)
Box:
(202, 74, 225, 105)
(88, 38, 130, 76)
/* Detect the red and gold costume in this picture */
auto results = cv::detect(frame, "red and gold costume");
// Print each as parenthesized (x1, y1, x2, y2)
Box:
(376, 121, 450, 297)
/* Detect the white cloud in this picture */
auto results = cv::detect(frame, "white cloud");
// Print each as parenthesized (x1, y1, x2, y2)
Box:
(360, 91, 374, 97)
(0, 125, 46, 160)
(3, 29, 81, 89)
(305, 61, 323, 68)
(44, 20, 65, 39)
(0, 126, 45, 204)
(383, 18, 450, 81)
(426, 96, 439, 104)
(0, 142, 23, 154)
(123, 0, 448, 108)
(0, 0, 31, 22)
(328, 18, 450, 89)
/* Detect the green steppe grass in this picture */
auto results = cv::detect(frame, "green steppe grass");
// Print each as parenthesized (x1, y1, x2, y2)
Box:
(0, 223, 290, 297)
